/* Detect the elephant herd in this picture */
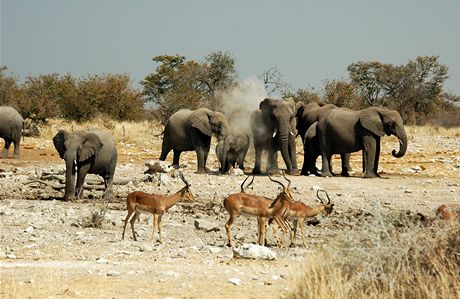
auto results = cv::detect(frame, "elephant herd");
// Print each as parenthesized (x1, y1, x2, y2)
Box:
(1, 100, 407, 201)
(159, 98, 408, 179)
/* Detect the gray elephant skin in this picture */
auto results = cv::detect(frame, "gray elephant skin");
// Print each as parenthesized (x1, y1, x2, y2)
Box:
(0, 106, 24, 158)
(160, 108, 230, 173)
(251, 98, 298, 175)
(215, 131, 250, 174)
(301, 121, 321, 176)
(53, 130, 117, 200)
(296, 102, 351, 176)
(317, 107, 407, 178)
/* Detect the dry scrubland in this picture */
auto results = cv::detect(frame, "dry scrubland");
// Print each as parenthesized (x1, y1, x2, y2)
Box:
(1, 119, 459, 299)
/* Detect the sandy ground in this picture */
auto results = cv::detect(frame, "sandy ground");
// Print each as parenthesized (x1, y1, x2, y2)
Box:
(0, 132, 459, 298)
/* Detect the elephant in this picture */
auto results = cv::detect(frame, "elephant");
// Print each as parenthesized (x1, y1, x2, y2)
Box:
(250, 97, 298, 175)
(159, 108, 230, 174)
(53, 129, 117, 200)
(300, 122, 320, 176)
(317, 107, 408, 178)
(215, 131, 250, 174)
(296, 102, 351, 176)
(0, 106, 24, 158)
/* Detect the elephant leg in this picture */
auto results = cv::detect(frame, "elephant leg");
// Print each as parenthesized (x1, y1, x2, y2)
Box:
(319, 130, 333, 177)
(340, 153, 351, 177)
(252, 145, 262, 174)
(288, 136, 298, 173)
(374, 137, 381, 177)
(301, 155, 310, 176)
(195, 147, 206, 174)
(159, 139, 171, 161)
(320, 153, 333, 177)
(1, 139, 12, 158)
(237, 155, 245, 170)
(103, 174, 114, 199)
(76, 165, 90, 198)
(363, 136, 379, 178)
(267, 150, 280, 174)
(12, 138, 20, 158)
(172, 150, 181, 169)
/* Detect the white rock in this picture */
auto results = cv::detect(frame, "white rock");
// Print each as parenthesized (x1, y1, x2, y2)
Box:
(96, 257, 109, 264)
(311, 185, 322, 191)
(228, 277, 242, 286)
(140, 244, 154, 252)
(24, 226, 34, 233)
(232, 244, 277, 260)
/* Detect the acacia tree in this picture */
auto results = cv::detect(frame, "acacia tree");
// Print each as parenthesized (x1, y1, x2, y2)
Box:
(0, 66, 24, 108)
(141, 51, 237, 123)
(323, 79, 362, 109)
(347, 56, 451, 122)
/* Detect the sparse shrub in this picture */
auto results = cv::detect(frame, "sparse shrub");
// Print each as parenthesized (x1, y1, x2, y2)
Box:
(81, 205, 107, 229)
(289, 206, 460, 299)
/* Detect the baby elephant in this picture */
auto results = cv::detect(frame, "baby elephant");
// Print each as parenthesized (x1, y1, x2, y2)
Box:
(216, 131, 250, 174)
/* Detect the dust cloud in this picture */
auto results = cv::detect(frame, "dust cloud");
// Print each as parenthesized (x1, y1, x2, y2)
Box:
(219, 77, 267, 134)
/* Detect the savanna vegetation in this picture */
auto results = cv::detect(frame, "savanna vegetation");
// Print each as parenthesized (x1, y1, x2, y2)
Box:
(1, 54, 459, 127)
(289, 209, 460, 299)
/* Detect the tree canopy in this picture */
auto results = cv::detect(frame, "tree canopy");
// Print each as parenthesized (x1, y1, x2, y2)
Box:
(141, 51, 237, 123)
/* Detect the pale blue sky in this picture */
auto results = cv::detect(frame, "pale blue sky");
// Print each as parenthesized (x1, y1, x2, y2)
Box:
(1, 0, 459, 94)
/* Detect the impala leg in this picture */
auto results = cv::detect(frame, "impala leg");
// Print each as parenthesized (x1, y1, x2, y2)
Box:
(290, 218, 298, 247)
(272, 220, 279, 247)
(129, 212, 139, 241)
(257, 217, 266, 246)
(299, 218, 308, 248)
(122, 209, 134, 240)
(152, 214, 159, 243)
(275, 217, 287, 248)
(158, 214, 164, 244)
(225, 213, 237, 247)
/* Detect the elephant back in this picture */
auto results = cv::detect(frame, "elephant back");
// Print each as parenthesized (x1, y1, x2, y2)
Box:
(0, 106, 24, 138)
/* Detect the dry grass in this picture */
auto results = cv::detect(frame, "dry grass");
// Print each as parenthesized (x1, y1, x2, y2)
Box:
(289, 207, 460, 299)
(39, 118, 163, 146)
(406, 125, 460, 137)
(39, 119, 460, 144)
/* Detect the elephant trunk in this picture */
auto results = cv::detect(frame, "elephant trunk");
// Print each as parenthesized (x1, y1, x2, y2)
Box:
(222, 145, 229, 173)
(391, 125, 408, 158)
(64, 155, 77, 200)
(278, 122, 293, 170)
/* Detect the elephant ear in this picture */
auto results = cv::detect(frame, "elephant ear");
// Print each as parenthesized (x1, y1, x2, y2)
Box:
(359, 108, 385, 136)
(295, 101, 305, 117)
(284, 97, 296, 115)
(53, 130, 69, 159)
(259, 98, 278, 116)
(191, 109, 213, 137)
(79, 133, 103, 162)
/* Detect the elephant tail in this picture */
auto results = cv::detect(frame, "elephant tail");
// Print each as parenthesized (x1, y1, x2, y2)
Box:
(22, 121, 26, 142)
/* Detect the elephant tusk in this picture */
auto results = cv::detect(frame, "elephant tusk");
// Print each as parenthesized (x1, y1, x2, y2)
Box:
(273, 128, 277, 138)
(399, 139, 403, 145)
(290, 131, 294, 136)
